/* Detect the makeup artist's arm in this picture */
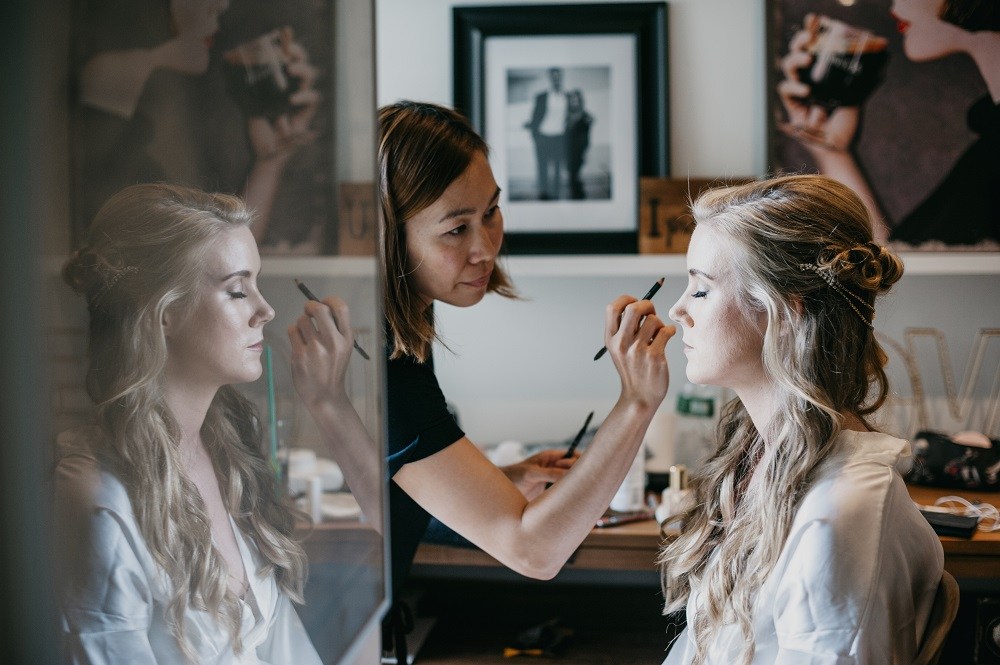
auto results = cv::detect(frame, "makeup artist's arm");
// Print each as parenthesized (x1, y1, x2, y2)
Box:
(288, 298, 382, 531)
(394, 297, 672, 579)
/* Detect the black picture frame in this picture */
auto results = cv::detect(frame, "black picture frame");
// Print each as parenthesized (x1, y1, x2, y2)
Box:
(454, 3, 668, 254)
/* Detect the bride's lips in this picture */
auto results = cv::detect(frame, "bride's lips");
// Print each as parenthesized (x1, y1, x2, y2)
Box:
(248, 341, 264, 352)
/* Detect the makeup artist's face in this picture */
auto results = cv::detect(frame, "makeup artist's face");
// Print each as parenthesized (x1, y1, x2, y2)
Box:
(668, 224, 767, 391)
(164, 226, 274, 391)
(404, 151, 503, 308)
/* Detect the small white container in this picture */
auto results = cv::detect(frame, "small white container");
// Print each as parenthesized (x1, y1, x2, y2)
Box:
(644, 406, 677, 473)
(308, 475, 323, 524)
(610, 445, 646, 512)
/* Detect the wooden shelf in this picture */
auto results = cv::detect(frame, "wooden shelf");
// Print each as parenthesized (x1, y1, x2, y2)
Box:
(261, 256, 375, 277)
(42, 252, 998, 278)
(498, 252, 1000, 278)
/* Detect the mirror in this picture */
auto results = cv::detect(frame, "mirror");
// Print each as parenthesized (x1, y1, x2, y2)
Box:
(25, 1, 387, 662)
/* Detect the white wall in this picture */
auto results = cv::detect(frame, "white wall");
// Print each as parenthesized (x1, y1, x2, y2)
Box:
(376, 0, 767, 177)
(376, 0, 1000, 445)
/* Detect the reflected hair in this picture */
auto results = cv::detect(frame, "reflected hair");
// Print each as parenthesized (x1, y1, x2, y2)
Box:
(657, 174, 904, 665)
(62, 183, 307, 661)
(378, 101, 516, 362)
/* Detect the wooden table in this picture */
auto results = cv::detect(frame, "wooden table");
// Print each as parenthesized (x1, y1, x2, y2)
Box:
(411, 485, 1000, 586)
(907, 484, 1000, 581)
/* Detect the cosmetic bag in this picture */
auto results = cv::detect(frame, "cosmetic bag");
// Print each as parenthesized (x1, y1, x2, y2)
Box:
(906, 429, 1000, 491)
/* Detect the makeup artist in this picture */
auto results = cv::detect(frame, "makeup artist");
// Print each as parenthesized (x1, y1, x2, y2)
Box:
(289, 100, 673, 661)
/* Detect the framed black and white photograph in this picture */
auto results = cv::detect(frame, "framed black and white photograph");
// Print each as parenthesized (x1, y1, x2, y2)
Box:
(767, 0, 999, 251)
(69, 0, 335, 255)
(454, 3, 668, 254)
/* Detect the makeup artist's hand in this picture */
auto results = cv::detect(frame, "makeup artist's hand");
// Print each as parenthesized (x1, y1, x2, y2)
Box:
(501, 450, 580, 501)
(604, 296, 673, 410)
(288, 296, 355, 408)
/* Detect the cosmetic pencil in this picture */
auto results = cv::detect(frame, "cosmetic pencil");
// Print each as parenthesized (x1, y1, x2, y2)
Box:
(544, 410, 596, 490)
(595, 509, 655, 528)
(294, 278, 370, 360)
(593, 277, 665, 361)
(564, 410, 595, 459)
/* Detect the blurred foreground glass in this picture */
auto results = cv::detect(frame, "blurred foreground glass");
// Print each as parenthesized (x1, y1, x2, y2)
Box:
(223, 27, 303, 120)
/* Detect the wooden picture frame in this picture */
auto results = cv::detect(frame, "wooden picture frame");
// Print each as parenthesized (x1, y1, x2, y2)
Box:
(638, 178, 753, 255)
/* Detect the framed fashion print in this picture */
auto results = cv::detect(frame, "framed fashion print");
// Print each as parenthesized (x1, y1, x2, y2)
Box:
(766, 0, 999, 251)
(454, 3, 668, 254)
(69, 0, 336, 255)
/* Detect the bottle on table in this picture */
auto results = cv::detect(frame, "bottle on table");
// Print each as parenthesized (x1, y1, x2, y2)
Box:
(674, 382, 719, 472)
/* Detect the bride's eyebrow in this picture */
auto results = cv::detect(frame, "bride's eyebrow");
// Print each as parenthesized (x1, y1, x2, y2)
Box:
(220, 269, 252, 281)
(688, 268, 715, 281)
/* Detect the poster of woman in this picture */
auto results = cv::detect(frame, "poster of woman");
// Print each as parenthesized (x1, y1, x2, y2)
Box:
(770, 0, 999, 250)
(70, 0, 333, 255)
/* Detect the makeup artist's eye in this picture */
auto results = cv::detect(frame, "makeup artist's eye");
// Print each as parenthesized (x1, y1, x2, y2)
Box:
(445, 224, 466, 236)
(484, 205, 500, 219)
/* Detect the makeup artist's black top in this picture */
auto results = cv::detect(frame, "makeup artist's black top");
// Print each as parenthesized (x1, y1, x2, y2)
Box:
(385, 348, 464, 598)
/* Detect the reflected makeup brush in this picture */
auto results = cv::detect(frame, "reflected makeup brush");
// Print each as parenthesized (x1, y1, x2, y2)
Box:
(564, 410, 595, 459)
(545, 409, 596, 490)
(294, 278, 370, 360)
(593, 277, 665, 361)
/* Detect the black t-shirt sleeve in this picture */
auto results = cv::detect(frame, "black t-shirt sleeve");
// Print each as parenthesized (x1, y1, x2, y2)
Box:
(386, 352, 464, 477)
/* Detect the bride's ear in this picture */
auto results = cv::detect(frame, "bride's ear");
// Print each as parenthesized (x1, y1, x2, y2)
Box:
(789, 295, 804, 320)
(161, 307, 174, 338)
(777, 296, 804, 335)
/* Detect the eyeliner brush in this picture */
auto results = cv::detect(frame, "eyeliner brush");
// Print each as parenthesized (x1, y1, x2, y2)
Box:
(593, 277, 665, 361)
(294, 278, 370, 360)
(564, 410, 595, 459)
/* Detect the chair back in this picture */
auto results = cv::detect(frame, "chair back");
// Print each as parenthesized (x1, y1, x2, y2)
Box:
(913, 570, 960, 665)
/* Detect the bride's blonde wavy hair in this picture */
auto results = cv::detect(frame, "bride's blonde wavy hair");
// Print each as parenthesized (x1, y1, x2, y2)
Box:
(62, 183, 307, 661)
(657, 175, 904, 665)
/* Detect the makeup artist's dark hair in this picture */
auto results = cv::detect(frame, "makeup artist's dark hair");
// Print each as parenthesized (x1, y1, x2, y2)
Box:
(657, 174, 904, 665)
(61, 183, 306, 660)
(378, 101, 516, 362)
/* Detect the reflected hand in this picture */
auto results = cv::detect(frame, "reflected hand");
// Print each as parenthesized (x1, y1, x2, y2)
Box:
(288, 297, 354, 408)
(777, 13, 860, 154)
(501, 450, 579, 501)
(247, 27, 321, 162)
(604, 296, 673, 411)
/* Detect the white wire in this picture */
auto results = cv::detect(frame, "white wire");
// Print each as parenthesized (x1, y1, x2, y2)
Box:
(933, 495, 1000, 533)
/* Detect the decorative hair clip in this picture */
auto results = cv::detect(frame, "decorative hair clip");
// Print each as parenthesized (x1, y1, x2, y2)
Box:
(92, 265, 138, 306)
(798, 263, 875, 328)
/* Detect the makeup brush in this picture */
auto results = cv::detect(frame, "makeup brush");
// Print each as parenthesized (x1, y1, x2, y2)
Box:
(593, 277, 665, 361)
(295, 278, 370, 360)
